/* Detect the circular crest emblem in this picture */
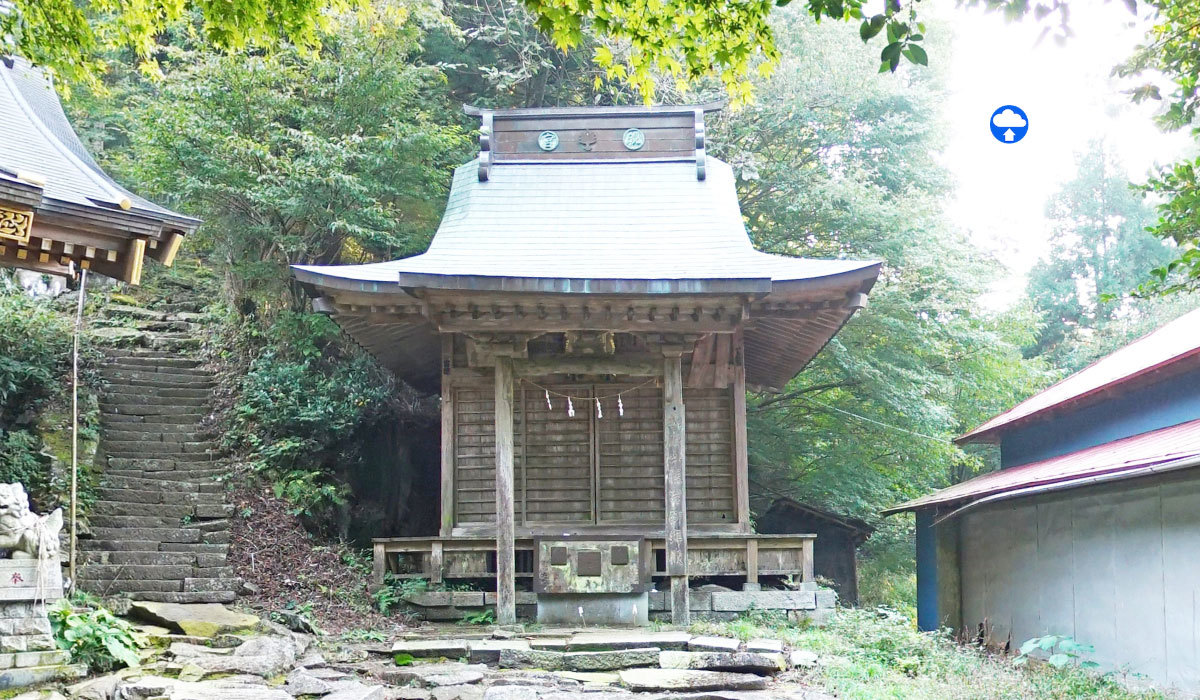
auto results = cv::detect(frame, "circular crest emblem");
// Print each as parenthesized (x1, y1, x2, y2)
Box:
(622, 128, 646, 151)
(537, 130, 560, 151)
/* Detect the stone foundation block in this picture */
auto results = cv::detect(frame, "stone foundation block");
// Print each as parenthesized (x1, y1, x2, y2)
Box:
(710, 591, 816, 612)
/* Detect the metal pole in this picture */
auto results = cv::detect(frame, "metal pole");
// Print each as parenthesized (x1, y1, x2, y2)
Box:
(69, 269, 87, 594)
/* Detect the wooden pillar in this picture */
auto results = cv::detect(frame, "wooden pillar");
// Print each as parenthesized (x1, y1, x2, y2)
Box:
(494, 355, 517, 625)
(371, 542, 386, 591)
(429, 541, 445, 585)
(440, 335, 455, 536)
(663, 352, 689, 624)
(733, 364, 750, 531)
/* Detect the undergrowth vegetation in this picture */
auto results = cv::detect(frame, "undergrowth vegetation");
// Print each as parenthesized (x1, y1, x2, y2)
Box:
(221, 312, 405, 534)
(49, 595, 144, 673)
(0, 280, 99, 511)
(691, 609, 1169, 700)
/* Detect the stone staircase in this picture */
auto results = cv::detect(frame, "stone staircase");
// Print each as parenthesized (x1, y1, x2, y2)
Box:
(77, 304, 240, 603)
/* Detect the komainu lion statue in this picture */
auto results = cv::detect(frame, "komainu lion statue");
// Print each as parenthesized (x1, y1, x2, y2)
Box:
(0, 484, 62, 560)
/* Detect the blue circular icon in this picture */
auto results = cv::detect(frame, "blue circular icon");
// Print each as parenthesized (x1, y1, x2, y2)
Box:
(990, 105, 1028, 144)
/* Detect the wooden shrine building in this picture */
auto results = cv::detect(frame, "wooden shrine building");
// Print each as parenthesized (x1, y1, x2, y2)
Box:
(294, 104, 880, 625)
(0, 57, 198, 284)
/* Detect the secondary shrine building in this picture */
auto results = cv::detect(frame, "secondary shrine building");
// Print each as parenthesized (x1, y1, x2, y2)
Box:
(294, 104, 879, 625)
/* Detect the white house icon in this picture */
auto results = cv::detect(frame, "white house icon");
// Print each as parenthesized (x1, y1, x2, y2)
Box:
(1003, 128, 1015, 142)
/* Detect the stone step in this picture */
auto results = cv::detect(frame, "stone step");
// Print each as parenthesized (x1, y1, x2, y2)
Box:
(101, 355, 204, 369)
(99, 377, 214, 392)
(79, 540, 161, 552)
(100, 304, 165, 321)
(76, 578, 184, 593)
(101, 397, 211, 410)
(80, 550, 199, 566)
(184, 577, 242, 593)
(106, 458, 231, 472)
(148, 336, 204, 351)
(105, 468, 226, 482)
(102, 430, 208, 443)
(89, 515, 189, 529)
(202, 531, 231, 545)
(103, 392, 212, 407)
(155, 301, 205, 314)
(95, 488, 224, 505)
(100, 404, 213, 418)
(102, 440, 219, 453)
(132, 591, 236, 604)
(102, 388, 212, 401)
(193, 504, 235, 519)
(92, 502, 195, 518)
(89, 527, 203, 543)
(80, 552, 232, 571)
(80, 564, 196, 580)
(159, 543, 229, 555)
(101, 365, 213, 379)
(101, 413, 209, 426)
(101, 474, 218, 492)
(103, 452, 225, 465)
(193, 519, 231, 533)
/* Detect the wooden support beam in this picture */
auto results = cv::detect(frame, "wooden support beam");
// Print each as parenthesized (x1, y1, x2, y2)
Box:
(801, 538, 815, 582)
(713, 334, 731, 388)
(733, 364, 750, 530)
(123, 238, 146, 285)
(663, 351, 689, 625)
(746, 539, 759, 585)
(687, 335, 715, 387)
(440, 335, 456, 537)
(513, 356, 663, 377)
(371, 542, 386, 591)
(429, 541, 444, 584)
(494, 354, 517, 626)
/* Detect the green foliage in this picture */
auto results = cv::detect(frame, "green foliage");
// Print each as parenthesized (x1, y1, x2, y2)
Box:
(1026, 142, 1173, 366)
(113, 7, 468, 309)
(373, 573, 429, 615)
(696, 13, 1050, 606)
(394, 652, 416, 666)
(1015, 635, 1100, 670)
(460, 609, 496, 625)
(227, 312, 402, 529)
(0, 0, 362, 92)
(692, 608, 1165, 699)
(48, 600, 144, 673)
(0, 289, 72, 426)
(1113, 0, 1200, 296)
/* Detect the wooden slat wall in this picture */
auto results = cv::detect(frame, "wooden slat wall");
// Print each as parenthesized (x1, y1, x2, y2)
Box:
(684, 386, 736, 524)
(454, 386, 496, 524)
(519, 384, 594, 523)
(452, 377, 738, 529)
(597, 383, 664, 523)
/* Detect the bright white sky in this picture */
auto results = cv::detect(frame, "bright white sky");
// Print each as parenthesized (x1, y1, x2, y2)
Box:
(936, 0, 1194, 306)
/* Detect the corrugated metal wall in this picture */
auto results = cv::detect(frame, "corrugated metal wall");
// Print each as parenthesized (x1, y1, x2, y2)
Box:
(958, 470, 1200, 691)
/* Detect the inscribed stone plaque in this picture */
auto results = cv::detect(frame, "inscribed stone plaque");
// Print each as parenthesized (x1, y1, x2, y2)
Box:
(577, 550, 602, 577)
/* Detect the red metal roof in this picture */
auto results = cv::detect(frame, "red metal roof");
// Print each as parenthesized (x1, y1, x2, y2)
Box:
(958, 307, 1200, 443)
(887, 417, 1200, 513)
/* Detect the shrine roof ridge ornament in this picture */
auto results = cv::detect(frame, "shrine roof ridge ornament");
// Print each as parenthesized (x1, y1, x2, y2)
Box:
(466, 102, 723, 182)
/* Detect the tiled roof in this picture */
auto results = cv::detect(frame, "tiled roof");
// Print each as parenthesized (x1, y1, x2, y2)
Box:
(959, 307, 1200, 443)
(887, 417, 1200, 513)
(0, 56, 199, 230)
(293, 159, 878, 292)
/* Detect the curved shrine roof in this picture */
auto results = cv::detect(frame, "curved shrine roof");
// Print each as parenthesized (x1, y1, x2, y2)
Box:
(0, 57, 199, 233)
(294, 159, 877, 295)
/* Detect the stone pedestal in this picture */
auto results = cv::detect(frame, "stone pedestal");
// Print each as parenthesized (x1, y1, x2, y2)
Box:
(536, 592, 649, 626)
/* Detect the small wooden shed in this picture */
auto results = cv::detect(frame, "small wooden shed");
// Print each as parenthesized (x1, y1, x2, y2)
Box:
(0, 56, 198, 283)
(756, 498, 873, 605)
(294, 104, 880, 624)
